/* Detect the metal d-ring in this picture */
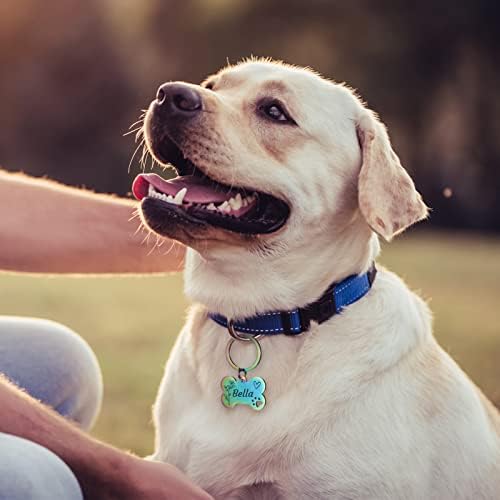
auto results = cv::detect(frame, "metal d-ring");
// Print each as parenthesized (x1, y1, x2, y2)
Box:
(225, 336, 262, 372)
(227, 319, 262, 341)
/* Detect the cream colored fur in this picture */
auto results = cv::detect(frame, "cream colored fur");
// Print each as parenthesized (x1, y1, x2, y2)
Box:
(148, 60, 500, 499)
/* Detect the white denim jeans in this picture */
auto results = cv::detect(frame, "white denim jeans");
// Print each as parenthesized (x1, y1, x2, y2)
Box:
(0, 317, 103, 500)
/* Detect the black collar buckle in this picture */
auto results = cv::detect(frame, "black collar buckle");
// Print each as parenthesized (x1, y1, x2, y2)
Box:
(297, 286, 337, 332)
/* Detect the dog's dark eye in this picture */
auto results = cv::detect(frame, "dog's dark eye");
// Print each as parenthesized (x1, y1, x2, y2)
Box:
(266, 104, 287, 121)
(259, 101, 295, 124)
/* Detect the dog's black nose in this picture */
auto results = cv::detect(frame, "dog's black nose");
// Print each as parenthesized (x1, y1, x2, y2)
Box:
(155, 83, 202, 117)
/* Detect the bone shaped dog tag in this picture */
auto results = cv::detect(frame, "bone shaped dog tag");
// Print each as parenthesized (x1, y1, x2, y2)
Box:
(221, 376, 266, 411)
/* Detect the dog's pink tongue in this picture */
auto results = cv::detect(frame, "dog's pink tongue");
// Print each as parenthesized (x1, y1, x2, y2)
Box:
(133, 173, 233, 203)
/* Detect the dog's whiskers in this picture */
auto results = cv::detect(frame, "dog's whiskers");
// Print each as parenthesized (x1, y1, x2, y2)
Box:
(139, 142, 151, 172)
(132, 212, 174, 258)
(128, 115, 145, 130)
(128, 209, 142, 223)
(135, 129, 144, 142)
(141, 230, 152, 246)
(150, 155, 157, 171)
(133, 220, 146, 236)
(147, 234, 162, 256)
(124, 112, 145, 136)
(123, 127, 142, 137)
(128, 138, 146, 174)
(125, 110, 147, 172)
(161, 239, 176, 256)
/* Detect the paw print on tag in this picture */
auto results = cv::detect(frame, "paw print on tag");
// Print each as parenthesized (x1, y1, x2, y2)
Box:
(221, 376, 266, 411)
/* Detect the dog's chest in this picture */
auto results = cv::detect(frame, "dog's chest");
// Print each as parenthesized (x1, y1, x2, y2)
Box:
(155, 384, 314, 498)
(153, 315, 415, 497)
(152, 318, 321, 492)
(152, 315, 400, 497)
(156, 380, 400, 500)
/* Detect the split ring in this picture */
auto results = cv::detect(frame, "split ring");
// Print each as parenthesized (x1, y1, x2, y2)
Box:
(225, 336, 262, 372)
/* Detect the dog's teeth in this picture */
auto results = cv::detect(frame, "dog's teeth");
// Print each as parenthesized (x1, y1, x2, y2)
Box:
(172, 187, 187, 205)
(206, 203, 217, 211)
(228, 194, 242, 210)
(242, 195, 255, 207)
(148, 184, 155, 196)
(218, 201, 231, 213)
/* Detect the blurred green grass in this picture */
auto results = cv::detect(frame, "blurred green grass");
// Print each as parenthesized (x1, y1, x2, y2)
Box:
(0, 231, 499, 456)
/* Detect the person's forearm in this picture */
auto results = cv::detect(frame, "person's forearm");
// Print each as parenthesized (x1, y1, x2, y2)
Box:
(0, 374, 134, 498)
(0, 376, 213, 500)
(0, 170, 185, 273)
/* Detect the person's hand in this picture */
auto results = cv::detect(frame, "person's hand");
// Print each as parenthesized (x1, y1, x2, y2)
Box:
(116, 455, 213, 500)
(0, 373, 210, 499)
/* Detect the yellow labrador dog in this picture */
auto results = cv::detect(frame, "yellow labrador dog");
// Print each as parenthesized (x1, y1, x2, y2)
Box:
(133, 59, 500, 499)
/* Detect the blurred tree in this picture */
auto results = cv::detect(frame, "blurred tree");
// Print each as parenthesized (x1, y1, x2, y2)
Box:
(0, 0, 136, 194)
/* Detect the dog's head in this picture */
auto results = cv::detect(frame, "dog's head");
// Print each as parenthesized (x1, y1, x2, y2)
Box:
(134, 59, 426, 250)
(133, 60, 427, 313)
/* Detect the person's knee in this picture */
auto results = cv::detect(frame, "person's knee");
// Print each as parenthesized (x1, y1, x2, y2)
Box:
(0, 316, 103, 430)
(0, 434, 83, 500)
(33, 318, 103, 430)
(43, 319, 104, 428)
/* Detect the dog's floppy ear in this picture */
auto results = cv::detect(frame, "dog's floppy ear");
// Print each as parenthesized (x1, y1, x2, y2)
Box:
(356, 111, 428, 241)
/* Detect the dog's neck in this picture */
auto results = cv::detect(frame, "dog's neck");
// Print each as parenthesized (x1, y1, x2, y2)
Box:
(184, 217, 379, 319)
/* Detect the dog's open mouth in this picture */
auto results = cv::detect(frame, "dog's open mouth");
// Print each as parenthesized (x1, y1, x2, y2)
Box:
(132, 140, 290, 235)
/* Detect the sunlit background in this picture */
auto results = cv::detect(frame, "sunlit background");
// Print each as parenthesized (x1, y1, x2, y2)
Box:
(0, 0, 499, 455)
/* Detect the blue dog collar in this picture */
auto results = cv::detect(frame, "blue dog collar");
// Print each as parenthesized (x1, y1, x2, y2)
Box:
(209, 264, 377, 336)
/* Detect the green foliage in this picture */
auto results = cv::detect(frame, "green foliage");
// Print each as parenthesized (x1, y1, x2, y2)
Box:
(0, 232, 499, 456)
